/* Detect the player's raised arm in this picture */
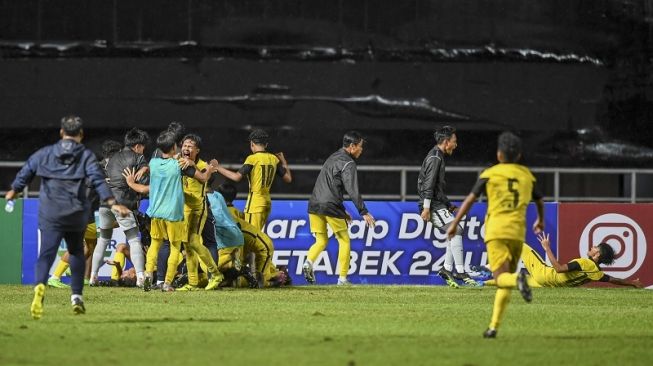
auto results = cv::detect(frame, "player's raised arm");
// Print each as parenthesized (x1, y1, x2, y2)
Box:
(532, 184, 545, 234)
(275, 152, 292, 183)
(538, 232, 568, 273)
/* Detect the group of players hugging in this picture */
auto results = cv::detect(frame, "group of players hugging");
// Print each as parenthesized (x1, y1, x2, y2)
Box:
(47, 122, 293, 292)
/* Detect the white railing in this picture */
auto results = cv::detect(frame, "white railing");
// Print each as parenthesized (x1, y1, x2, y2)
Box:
(2, 161, 653, 203)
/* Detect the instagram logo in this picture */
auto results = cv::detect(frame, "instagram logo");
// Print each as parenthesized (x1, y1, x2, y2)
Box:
(579, 213, 647, 278)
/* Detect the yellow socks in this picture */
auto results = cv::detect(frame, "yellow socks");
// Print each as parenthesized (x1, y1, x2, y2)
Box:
(111, 252, 126, 281)
(52, 259, 69, 279)
(496, 272, 518, 288)
(489, 288, 512, 330)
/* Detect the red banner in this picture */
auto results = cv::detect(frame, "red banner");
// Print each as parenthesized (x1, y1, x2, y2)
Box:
(558, 203, 653, 288)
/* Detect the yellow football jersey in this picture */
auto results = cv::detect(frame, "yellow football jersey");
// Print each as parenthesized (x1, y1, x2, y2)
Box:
(228, 205, 246, 221)
(479, 163, 536, 242)
(183, 159, 208, 211)
(238, 152, 283, 214)
(542, 258, 605, 287)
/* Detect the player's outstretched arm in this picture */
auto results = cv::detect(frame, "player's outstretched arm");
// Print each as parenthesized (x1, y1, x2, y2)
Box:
(190, 159, 218, 184)
(122, 167, 149, 194)
(446, 192, 476, 239)
(215, 161, 243, 182)
(608, 277, 643, 288)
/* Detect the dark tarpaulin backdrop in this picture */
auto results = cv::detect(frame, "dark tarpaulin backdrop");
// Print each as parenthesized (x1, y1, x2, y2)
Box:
(1, 0, 652, 187)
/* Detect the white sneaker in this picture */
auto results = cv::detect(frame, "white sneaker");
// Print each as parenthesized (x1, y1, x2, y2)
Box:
(302, 261, 315, 284)
(337, 278, 351, 286)
(88, 275, 98, 287)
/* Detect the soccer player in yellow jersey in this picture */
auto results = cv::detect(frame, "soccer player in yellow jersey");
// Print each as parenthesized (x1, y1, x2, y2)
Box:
(214, 129, 292, 230)
(176, 134, 224, 291)
(447, 131, 544, 338)
(516, 232, 642, 288)
(218, 183, 281, 287)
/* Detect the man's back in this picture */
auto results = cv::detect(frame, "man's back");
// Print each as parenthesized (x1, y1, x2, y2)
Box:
(241, 152, 280, 213)
(480, 163, 536, 242)
(16, 139, 110, 230)
(207, 192, 243, 249)
(308, 149, 368, 219)
(105, 147, 146, 210)
(147, 157, 184, 221)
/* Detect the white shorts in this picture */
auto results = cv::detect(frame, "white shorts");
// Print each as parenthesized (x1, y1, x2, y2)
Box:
(98, 206, 138, 231)
(430, 207, 454, 229)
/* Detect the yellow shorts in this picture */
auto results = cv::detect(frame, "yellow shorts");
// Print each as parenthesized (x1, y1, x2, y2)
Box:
(184, 207, 208, 242)
(486, 239, 523, 273)
(244, 209, 270, 231)
(150, 218, 187, 242)
(84, 222, 98, 241)
(218, 246, 241, 270)
(309, 213, 348, 234)
(520, 244, 548, 286)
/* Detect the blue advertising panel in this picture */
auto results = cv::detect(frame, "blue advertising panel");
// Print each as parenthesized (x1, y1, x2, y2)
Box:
(20, 199, 558, 285)
(22, 199, 39, 284)
(237, 200, 559, 285)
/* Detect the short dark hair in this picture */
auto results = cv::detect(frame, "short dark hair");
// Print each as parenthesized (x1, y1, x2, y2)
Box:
(434, 126, 456, 144)
(61, 115, 83, 136)
(156, 130, 177, 154)
(597, 243, 615, 265)
(101, 139, 122, 159)
(181, 133, 202, 150)
(248, 129, 269, 145)
(124, 128, 150, 148)
(217, 183, 238, 204)
(342, 130, 364, 148)
(497, 131, 522, 163)
(167, 121, 186, 145)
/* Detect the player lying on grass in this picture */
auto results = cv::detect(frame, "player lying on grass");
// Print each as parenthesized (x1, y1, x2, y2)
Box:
(219, 183, 291, 288)
(206, 183, 258, 288)
(484, 232, 643, 288)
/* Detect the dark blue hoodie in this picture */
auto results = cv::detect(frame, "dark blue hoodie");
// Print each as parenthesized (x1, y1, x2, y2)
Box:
(11, 138, 113, 231)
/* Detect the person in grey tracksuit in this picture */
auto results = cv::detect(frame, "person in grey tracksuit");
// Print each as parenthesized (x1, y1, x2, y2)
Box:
(302, 131, 375, 286)
(417, 125, 478, 287)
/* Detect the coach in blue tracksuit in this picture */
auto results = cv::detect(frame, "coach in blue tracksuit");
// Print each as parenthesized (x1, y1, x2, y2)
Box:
(5, 116, 129, 319)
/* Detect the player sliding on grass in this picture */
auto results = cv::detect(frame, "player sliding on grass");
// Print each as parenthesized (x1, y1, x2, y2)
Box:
(488, 232, 643, 288)
(218, 183, 289, 287)
(447, 131, 544, 338)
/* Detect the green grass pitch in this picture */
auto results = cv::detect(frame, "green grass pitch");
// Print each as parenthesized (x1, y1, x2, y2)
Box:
(0, 285, 652, 366)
